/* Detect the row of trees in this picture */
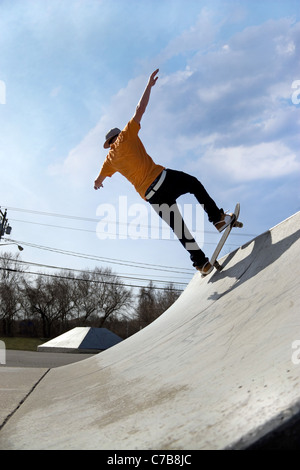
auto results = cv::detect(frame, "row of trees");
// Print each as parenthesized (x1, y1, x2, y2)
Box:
(0, 252, 181, 339)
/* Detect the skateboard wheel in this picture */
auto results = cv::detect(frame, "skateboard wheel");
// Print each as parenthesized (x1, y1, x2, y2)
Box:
(234, 221, 243, 228)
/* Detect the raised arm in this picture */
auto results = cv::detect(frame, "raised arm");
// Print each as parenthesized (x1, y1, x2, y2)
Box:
(133, 69, 159, 125)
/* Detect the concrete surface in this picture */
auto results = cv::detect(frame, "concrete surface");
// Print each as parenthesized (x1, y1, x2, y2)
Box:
(0, 351, 96, 430)
(0, 212, 299, 450)
(0, 368, 48, 428)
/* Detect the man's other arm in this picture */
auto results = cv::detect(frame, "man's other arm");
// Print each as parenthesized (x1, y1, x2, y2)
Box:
(94, 174, 106, 190)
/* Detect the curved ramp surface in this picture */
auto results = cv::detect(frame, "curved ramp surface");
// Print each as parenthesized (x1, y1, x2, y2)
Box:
(1, 213, 300, 450)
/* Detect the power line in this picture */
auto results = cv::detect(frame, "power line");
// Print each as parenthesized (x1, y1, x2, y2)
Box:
(5, 238, 194, 274)
(6, 205, 258, 239)
(9, 217, 181, 241)
(0, 266, 185, 292)
(3, 205, 254, 285)
(9, 216, 253, 254)
(1, 238, 192, 290)
(10, 217, 249, 247)
(6, 206, 98, 222)
(0, 256, 188, 289)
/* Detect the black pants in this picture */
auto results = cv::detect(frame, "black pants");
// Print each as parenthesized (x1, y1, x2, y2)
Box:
(147, 169, 222, 267)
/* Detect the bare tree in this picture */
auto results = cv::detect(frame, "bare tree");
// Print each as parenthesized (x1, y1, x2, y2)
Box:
(136, 281, 181, 328)
(136, 281, 158, 327)
(156, 283, 181, 312)
(23, 273, 75, 338)
(0, 252, 24, 336)
(1, 258, 133, 338)
(72, 271, 98, 325)
(75, 267, 132, 327)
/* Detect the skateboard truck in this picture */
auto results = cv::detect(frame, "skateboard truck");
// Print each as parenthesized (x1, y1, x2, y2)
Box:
(214, 260, 223, 271)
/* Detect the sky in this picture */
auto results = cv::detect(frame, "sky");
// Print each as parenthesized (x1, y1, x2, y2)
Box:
(0, 0, 299, 292)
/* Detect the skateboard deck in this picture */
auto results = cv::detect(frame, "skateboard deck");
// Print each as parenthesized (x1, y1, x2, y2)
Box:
(206, 203, 243, 276)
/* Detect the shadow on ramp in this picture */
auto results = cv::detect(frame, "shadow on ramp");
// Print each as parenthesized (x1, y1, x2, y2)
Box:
(208, 227, 300, 300)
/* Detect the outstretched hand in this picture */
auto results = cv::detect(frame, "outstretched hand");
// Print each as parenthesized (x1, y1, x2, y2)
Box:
(148, 69, 159, 87)
(94, 181, 103, 190)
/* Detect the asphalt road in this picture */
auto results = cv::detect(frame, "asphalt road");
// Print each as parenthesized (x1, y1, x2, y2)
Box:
(3, 349, 96, 368)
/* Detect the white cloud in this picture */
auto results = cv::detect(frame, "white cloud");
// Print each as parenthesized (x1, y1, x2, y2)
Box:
(48, 75, 148, 186)
(50, 86, 62, 98)
(197, 82, 232, 103)
(52, 14, 300, 192)
(275, 36, 296, 56)
(155, 8, 218, 63)
(48, 117, 107, 186)
(200, 142, 300, 182)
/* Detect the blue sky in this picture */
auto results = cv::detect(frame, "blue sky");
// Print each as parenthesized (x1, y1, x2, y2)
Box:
(0, 0, 299, 290)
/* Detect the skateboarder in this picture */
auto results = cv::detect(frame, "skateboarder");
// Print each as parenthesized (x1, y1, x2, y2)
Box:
(94, 69, 235, 275)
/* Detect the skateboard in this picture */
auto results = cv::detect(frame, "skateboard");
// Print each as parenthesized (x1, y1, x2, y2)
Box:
(204, 203, 243, 276)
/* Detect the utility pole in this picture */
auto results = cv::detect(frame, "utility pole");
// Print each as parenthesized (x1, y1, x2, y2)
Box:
(0, 208, 12, 240)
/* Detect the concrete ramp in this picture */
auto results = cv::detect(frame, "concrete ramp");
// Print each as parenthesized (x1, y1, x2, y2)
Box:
(0, 212, 300, 449)
(37, 327, 123, 353)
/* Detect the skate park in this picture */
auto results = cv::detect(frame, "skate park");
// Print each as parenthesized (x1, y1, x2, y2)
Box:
(0, 212, 299, 450)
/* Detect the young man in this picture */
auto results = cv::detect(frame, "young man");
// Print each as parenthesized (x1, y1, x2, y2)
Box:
(94, 69, 234, 275)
